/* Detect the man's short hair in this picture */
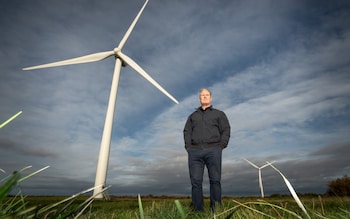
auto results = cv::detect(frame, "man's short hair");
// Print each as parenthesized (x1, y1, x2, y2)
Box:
(199, 88, 212, 96)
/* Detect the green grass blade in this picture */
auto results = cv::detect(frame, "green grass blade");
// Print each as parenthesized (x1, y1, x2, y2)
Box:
(74, 198, 94, 219)
(0, 171, 20, 202)
(18, 166, 50, 183)
(138, 194, 145, 219)
(0, 111, 22, 128)
(175, 200, 186, 219)
(1, 192, 26, 215)
(14, 205, 37, 218)
(337, 208, 350, 218)
(229, 199, 277, 219)
(66, 186, 111, 218)
(247, 200, 303, 218)
(37, 184, 106, 215)
(18, 166, 32, 172)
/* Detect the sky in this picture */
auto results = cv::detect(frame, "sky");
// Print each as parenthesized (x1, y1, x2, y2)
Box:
(1, 0, 350, 197)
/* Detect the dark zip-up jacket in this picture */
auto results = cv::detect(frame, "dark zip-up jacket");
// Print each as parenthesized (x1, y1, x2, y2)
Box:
(183, 106, 230, 149)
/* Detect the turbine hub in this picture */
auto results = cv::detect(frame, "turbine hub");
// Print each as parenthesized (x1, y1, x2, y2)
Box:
(113, 47, 121, 54)
(113, 48, 126, 67)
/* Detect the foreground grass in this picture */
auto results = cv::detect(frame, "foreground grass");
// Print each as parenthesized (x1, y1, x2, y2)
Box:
(4, 165, 349, 218)
(20, 195, 350, 218)
(1, 170, 349, 218)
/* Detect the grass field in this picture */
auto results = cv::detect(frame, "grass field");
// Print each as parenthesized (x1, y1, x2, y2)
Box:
(2, 169, 349, 218)
(19, 195, 350, 218)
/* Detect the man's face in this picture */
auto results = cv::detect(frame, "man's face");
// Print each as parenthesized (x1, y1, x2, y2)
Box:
(199, 89, 212, 106)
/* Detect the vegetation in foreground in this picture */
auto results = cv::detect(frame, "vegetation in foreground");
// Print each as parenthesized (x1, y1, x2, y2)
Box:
(17, 194, 350, 219)
(1, 167, 350, 218)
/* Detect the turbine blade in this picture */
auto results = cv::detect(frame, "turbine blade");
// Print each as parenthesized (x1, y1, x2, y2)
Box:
(118, 0, 149, 49)
(243, 158, 259, 169)
(117, 52, 179, 104)
(261, 161, 275, 169)
(23, 51, 115, 70)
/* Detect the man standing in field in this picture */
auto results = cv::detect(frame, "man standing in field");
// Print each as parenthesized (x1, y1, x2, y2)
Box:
(183, 88, 231, 211)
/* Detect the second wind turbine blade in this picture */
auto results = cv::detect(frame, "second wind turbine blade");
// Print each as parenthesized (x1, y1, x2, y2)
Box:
(244, 158, 259, 169)
(118, 0, 149, 49)
(23, 51, 115, 70)
(118, 52, 179, 104)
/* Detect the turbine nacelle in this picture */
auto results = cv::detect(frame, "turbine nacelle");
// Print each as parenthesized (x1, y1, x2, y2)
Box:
(113, 48, 127, 67)
(244, 158, 276, 198)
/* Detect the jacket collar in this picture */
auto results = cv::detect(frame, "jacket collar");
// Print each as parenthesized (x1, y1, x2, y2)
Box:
(197, 105, 213, 111)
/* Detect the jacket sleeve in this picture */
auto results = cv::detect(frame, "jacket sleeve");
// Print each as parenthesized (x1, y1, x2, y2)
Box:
(183, 116, 192, 148)
(219, 112, 231, 148)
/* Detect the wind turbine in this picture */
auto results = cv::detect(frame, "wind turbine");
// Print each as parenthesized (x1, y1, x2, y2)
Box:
(23, 0, 178, 199)
(243, 158, 275, 198)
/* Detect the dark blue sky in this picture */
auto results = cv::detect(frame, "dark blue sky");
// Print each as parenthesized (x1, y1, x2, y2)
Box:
(1, 0, 350, 197)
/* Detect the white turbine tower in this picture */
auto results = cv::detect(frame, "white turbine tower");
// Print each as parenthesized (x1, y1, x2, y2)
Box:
(243, 158, 275, 198)
(23, 0, 178, 199)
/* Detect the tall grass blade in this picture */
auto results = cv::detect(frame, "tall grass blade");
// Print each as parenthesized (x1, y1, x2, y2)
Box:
(175, 200, 186, 219)
(242, 199, 303, 219)
(138, 194, 145, 219)
(313, 212, 331, 219)
(1, 167, 112, 218)
(337, 208, 350, 218)
(18, 166, 50, 183)
(54, 197, 77, 217)
(0, 165, 32, 185)
(1, 192, 24, 215)
(230, 199, 276, 218)
(14, 205, 37, 217)
(19, 165, 33, 173)
(34, 185, 110, 218)
(0, 111, 22, 128)
(37, 184, 108, 215)
(266, 161, 311, 219)
(0, 171, 20, 201)
(74, 198, 94, 219)
(0, 166, 50, 218)
(2, 194, 20, 212)
(71, 186, 110, 218)
(58, 198, 84, 218)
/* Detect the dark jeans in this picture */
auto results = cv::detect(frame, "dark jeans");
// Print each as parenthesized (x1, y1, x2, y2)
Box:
(187, 145, 222, 211)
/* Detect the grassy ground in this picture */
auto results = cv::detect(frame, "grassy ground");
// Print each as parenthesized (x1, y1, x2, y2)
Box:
(21, 195, 350, 218)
